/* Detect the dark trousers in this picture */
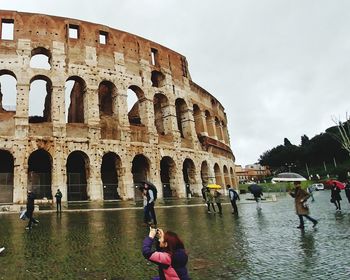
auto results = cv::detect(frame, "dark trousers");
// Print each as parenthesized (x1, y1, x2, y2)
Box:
(144, 203, 157, 225)
(216, 203, 222, 214)
(298, 214, 317, 226)
(56, 200, 62, 212)
(333, 200, 341, 210)
(207, 203, 216, 212)
(26, 209, 38, 228)
(230, 200, 238, 214)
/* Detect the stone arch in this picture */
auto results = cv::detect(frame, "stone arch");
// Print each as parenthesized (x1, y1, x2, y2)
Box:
(127, 85, 145, 125)
(132, 154, 150, 200)
(0, 70, 17, 113)
(183, 158, 196, 197)
(66, 150, 89, 201)
(98, 80, 117, 117)
(175, 98, 191, 138)
(214, 163, 224, 187)
(30, 47, 51, 70)
(200, 160, 210, 185)
(153, 93, 170, 135)
(0, 149, 14, 203)
(29, 75, 52, 123)
(101, 152, 121, 200)
(28, 149, 52, 199)
(65, 76, 87, 123)
(151, 70, 165, 87)
(160, 156, 176, 198)
(223, 165, 230, 187)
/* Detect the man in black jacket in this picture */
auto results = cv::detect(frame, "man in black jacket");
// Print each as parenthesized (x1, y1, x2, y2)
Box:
(26, 190, 39, 230)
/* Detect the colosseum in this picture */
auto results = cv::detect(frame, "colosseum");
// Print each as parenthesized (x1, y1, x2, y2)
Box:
(0, 10, 236, 204)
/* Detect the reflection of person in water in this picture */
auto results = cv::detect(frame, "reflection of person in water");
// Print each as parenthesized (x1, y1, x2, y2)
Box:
(299, 231, 316, 265)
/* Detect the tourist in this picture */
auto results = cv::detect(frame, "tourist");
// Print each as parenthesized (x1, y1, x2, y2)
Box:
(214, 190, 223, 215)
(289, 182, 318, 229)
(25, 190, 39, 230)
(344, 180, 350, 204)
(144, 183, 157, 226)
(228, 185, 240, 214)
(205, 187, 216, 213)
(55, 188, 63, 213)
(142, 227, 190, 280)
(330, 183, 342, 211)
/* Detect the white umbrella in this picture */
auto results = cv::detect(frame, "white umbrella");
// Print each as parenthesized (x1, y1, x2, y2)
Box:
(272, 172, 307, 182)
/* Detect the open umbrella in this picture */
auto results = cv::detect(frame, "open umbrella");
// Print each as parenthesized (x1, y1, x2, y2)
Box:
(248, 184, 263, 195)
(325, 179, 345, 190)
(141, 180, 157, 189)
(207, 184, 222, 189)
(272, 172, 306, 182)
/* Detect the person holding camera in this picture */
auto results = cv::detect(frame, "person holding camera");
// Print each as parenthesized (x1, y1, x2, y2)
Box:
(142, 227, 190, 280)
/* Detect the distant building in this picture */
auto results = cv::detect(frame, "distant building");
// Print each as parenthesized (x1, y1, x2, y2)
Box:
(235, 164, 271, 183)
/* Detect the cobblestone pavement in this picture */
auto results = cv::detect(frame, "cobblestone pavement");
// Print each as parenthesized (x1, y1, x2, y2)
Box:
(0, 191, 350, 279)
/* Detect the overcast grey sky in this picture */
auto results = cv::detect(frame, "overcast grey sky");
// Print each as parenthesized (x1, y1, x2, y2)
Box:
(1, 0, 349, 166)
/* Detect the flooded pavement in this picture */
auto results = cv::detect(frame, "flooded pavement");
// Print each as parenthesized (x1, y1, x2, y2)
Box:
(1, 190, 350, 279)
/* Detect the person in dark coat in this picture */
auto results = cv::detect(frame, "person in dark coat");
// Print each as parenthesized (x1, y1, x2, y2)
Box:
(228, 185, 240, 214)
(55, 189, 63, 213)
(344, 181, 350, 204)
(214, 190, 223, 215)
(331, 183, 342, 211)
(144, 183, 157, 226)
(289, 182, 318, 229)
(142, 227, 190, 280)
(26, 190, 39, 230)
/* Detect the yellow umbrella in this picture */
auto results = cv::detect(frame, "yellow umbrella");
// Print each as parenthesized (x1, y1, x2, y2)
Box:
(207, 184, 222, 189)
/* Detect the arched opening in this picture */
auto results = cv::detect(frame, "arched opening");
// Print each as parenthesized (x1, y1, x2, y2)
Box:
(223, 165, 230, 187)
(215, 117, 223, 140)
(0, 71, 16, 113)
(65, 77, 86, 123)
(160, 156, 176, 198)
(66, 151, 89, 201)
(205, 110, 215, 137)
(214, 163, 224, 187)
(28, 149, 52, 199)
(0, 150, 14, 203)
(175, 98, 190, 138)
(101, 152, 121, 200)
(127, 86, 144, 125)
(200, 161, 209, 186)
(132, 154, 150, 200)
(30, 47, 51, 70)
(29, 76, 52, 123)
(183, 158, 196, 197)
(151, 70, 165, 87)
(153, 93, 169, 135)
(98, 81, 116, 117)
(193, 104, 203, 137)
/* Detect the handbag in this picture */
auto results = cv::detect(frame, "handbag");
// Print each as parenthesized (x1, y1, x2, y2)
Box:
(330, 198, 335, 203)
(19, 209, 27, 220)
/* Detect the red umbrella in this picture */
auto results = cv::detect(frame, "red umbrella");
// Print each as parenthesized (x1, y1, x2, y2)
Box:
(326, 180, 345, 190)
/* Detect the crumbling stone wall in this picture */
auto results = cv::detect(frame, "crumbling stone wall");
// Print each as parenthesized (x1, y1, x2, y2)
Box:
(0, 10, 237, 203)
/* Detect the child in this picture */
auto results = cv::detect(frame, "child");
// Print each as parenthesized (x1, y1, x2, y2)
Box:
(142, 227, 190, 280)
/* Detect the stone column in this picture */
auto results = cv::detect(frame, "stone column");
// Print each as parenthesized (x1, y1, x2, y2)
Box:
(87, 148, 103, 201)
(13, 141, 28, 203)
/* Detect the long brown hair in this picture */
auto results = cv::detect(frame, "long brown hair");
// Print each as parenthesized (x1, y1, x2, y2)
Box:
(163, 231, 185, 256)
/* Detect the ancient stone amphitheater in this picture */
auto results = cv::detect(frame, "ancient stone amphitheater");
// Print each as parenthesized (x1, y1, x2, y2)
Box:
(0, 10, 236, 203)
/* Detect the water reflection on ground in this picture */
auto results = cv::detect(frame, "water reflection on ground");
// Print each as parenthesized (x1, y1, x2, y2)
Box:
(1, 191, 350, 279)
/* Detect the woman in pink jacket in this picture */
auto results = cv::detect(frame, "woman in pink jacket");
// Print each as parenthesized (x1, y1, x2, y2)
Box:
(142, 227, 190, 280)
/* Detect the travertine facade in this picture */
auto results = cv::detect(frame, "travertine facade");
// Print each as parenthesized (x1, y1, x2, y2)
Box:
(0, 11, 236, 203)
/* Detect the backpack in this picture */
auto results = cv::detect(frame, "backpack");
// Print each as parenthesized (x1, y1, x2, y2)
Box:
(149, 185, 158, 201)
(229, 189, 238, 200)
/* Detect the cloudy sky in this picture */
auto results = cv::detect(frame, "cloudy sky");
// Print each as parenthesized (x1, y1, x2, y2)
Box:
(1, 0, 349, 166)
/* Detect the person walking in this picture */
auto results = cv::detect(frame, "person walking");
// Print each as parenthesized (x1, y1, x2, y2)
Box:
(289, 182, 318, 229)
(25, 190, 39, 230)
(55, 188, 63, 213)
(228, 185, 240, 214)
(214, 190, 223, 215)
(142, 227, 190, 280)
(205, 187, 216, 213)
(331, 183, 342, 211)
(344, 181, 350, 204)
(144, 183, 157, 226)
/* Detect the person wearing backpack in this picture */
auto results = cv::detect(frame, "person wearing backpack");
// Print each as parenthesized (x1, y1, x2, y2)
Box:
(144, 182, 158, 226)
(228, 185, 240, 215)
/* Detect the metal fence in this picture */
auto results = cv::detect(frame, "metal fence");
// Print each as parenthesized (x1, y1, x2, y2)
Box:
(0, 173, 13, 203)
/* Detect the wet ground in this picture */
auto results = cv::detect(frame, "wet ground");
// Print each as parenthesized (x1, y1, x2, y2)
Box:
(0, 190, 350, 280)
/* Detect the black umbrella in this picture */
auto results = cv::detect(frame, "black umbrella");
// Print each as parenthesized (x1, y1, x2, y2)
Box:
(248, 184, 263, 196)
(141, 180, 157, 189)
